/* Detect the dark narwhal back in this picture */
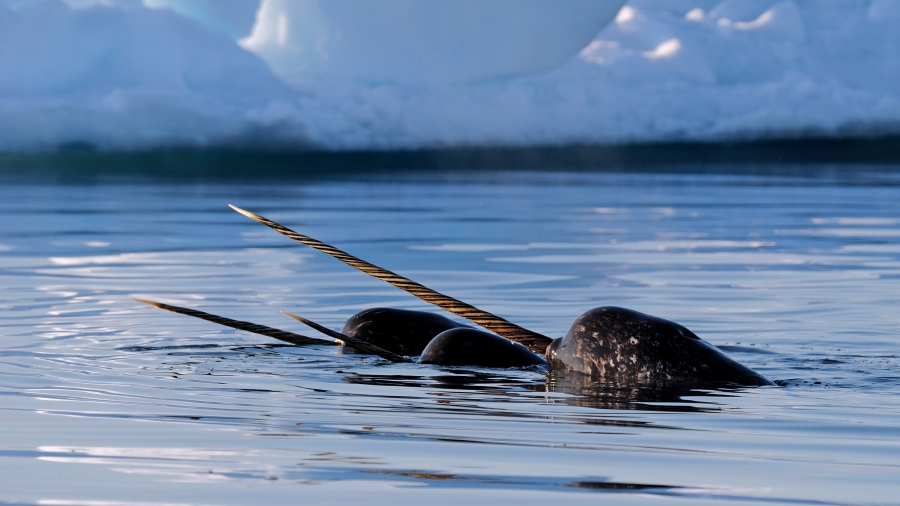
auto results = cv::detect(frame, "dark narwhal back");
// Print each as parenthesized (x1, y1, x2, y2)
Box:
(418, 328, 548, 368)
(546, 307, 772, 387)
(341, 308, 466, 356)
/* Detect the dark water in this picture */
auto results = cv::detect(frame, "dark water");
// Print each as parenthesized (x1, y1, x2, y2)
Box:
(1, 165, 899, 505)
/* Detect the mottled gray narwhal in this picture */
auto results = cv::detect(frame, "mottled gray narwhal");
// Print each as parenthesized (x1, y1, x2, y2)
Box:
(133, 205, 772, 388)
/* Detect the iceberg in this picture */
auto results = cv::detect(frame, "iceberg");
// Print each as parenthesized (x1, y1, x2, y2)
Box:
(1, 0, 900, 152)
(143, 0, 260, 38)
(0, 0, 291, 151)
(241, 0, 626, 84)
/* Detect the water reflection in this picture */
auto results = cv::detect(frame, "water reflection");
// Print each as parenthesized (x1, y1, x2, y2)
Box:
(343, 368, 730, 414)
(362, 469, 678, 493)
(543, 371, 733, 412)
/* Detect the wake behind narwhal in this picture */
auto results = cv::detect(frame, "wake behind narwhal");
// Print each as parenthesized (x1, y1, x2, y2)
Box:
(134, 205, 772, 388)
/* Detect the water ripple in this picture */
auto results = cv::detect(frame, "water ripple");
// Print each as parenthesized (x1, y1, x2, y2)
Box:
(0, 169, 899, 504)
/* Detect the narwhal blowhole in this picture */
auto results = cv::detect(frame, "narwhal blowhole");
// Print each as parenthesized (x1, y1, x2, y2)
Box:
(134, 205, 773, 388)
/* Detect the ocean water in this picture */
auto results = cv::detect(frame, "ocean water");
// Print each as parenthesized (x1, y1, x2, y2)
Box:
(1, 163, 899, 505)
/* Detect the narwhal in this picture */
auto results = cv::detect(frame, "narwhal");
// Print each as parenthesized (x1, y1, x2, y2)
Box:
(133, 205, 772, 388)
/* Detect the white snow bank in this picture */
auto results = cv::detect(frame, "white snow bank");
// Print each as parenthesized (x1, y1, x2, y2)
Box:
(2, 0, 900, 152)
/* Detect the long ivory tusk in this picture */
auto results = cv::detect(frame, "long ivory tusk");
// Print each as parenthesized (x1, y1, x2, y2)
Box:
(229, 204, 554, 353)
(132, 298, 333, 347)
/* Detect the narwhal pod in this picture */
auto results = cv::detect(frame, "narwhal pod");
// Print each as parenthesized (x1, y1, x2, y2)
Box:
(546, 307, 773, 386)
(137, 206, 773, 388)
(338, 306, 768, 386)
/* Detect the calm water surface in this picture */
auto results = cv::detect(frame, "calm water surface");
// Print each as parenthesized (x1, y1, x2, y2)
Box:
(1, 166, 899, 505)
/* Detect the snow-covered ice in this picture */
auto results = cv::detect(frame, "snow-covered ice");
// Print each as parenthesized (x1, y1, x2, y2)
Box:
(2, 0, 900, 152)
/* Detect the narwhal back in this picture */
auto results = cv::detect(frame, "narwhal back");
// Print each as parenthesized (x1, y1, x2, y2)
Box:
(341, 308, 466, 356)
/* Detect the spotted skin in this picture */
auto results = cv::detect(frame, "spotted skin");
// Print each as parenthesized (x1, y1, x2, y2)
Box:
(546, 307, 773, 387)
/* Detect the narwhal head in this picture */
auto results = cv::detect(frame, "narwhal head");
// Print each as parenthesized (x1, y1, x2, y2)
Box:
(546, 307, 773, 387)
